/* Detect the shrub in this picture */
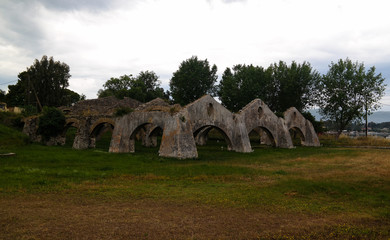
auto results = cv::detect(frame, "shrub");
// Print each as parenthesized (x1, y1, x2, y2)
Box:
(38, 107, 65, 139)
(114, 107, 133, 117)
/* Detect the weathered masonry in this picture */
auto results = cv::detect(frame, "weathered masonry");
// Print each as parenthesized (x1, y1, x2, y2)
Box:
(23, 95, 320, 159)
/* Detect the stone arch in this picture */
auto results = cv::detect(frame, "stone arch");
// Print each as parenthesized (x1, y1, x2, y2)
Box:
(283, 107, 320, 147)
(89, 118, 115, 135)
(62, 118, 80, 147)
(65, 118, 80, 130)
(239, 99, 293, 148)
(289, 127, 306, 146)
(142, 124, 163, 147)
(88, 118, 115, 149)
(248, 126, 276, 148)
(127, 119, 167, 153)
(193, 124, 233, 150)
(184, 95, 252, 153)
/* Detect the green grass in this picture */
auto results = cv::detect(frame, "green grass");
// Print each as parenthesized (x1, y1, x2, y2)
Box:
(1, 137, 389, 217)
(0, 124, 29, 152)
(1, 124, 390, 238)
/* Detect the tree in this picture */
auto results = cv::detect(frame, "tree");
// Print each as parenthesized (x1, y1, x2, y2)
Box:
(217, 61, 319, 113)
(97, 71, 167, 102)
(98, 75, 133, 99)
(62, 89, 86, 106)
(361, 66, 385, 136)
(316, 58, 385, 138)
(170, 56, 217, 105)
(6, 55, 73, 109)
(268, 61, 320, 113)
(38, 107, 66, 140)
(218, 64, 271, 112)
(0, 89, 6, 103)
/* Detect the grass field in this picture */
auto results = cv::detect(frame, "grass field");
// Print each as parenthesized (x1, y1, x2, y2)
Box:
(1, 124, 390, 239)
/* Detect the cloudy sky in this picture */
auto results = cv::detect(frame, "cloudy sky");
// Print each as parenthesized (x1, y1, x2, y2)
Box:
(1, 0, 390, 109)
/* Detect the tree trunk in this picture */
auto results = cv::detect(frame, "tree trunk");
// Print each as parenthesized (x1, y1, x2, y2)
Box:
(365, 102, 368, 138)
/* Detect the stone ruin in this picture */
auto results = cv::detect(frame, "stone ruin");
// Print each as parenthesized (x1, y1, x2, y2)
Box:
(23, 95, 320, 159)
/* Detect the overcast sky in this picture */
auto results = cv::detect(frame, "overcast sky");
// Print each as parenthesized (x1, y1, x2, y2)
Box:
(1, 0, 390, 109)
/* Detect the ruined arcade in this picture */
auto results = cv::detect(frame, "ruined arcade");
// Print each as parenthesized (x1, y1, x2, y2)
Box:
(23, 95, 320, 159)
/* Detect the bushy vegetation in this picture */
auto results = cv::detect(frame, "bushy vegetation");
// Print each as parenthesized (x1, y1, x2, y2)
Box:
(37, 107, 65, 139)
(0, 111, 24, 130)
(114, 106, 133, 117)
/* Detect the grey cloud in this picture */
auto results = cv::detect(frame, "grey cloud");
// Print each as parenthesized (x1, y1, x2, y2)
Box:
(0, 1, 45, 58)
(36, 0, 112, 11)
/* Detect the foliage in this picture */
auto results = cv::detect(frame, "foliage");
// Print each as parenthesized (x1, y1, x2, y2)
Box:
(5, 80, 25, 107)
(218, 64, 271, 112)
(37, 107, 65, 139)
(0, 89, 5, 102)
(269, 61, 320, 112)
(62, 89, 86, 106)
(5, 56, 85, 108)
(22, 105, 39, 117)
(98, 71, 167, 102)
(316, 58, 385, 137)
(0, 112, 24, 130)
(114, 106, 133, 117)
(170, 56, 218, 105)
(218, 61, 319, 113)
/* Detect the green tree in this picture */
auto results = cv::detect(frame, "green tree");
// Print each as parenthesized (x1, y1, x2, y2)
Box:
(361, 66, 385, 136)
(38, 107, 66, 139)
(268, 61, 320, 112)
(6, 56, 73, 109)
(218, 64, 271, 112)
(98, 71, 167, 102)
(0, 89, 6, 103)
(5, 80, 26, 107)
(62, 89, 86, 106)
(170, 56, 217, 105)
(217, 61, 319, 113)
(316, 58, 385, 138)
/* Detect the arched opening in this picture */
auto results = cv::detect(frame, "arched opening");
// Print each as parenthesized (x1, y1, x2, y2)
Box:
(207, 103, 214, 117)
(63, 122, 78, 148)
(258, 106, 264, 118)
(90, 122, 114, 151)
(193, 125, 233, 151)
(289, 127, 305, 146)
(142, 125, 163, 149)
(248, 127, 275, 149)
(129, 123, 163, 153)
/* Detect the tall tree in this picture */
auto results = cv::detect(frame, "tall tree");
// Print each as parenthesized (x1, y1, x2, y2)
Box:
(6, 56, 73, 109)
(361, 66, 385, 136)
(217, 61, 319, 113)
(316, 58, 385, 138)
(98, 71, 167, 102)
(218, 64, 272, 112)
(268, 61, 320, 113)
(170, 56, 217, 105)
(0, 89, 6, 103)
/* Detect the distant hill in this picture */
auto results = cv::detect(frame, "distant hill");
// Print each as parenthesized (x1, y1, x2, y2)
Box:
(307, 109, 390, 124)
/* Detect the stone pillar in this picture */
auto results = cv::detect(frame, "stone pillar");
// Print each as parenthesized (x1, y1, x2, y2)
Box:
(73, 117, 91, 149)
(159, 111, 198, 159)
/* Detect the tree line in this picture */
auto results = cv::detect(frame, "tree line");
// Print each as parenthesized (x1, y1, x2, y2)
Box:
(2, 55, 385, 137)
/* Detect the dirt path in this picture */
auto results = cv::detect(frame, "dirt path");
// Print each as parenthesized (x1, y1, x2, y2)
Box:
(1, 194, 388, 239)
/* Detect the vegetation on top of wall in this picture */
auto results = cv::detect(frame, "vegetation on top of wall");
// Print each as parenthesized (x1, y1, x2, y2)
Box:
(37, 107, 65, 139)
